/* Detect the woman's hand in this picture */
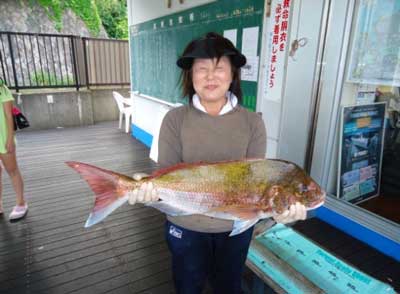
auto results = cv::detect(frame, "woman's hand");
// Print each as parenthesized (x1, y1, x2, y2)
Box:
(5, 137, 15, 154)
(128, 173, 159, 205)
(273, 202, 307, 224)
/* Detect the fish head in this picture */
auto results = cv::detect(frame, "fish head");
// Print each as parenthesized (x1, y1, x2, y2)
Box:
(267, 179, 325, 214)
(296, 180, 326, 210)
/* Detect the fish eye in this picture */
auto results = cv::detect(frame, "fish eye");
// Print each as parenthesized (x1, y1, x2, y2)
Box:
(298, 183, 308, 193)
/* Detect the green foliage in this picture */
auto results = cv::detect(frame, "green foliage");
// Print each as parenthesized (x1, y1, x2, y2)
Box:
(64, 1, 102, 36)
(36, 0, 63, 31)
(32, 0, 128, 39)
(30, 71, 74, 86)
(35, 0, 102, 36)
(96, 0, 128, 39)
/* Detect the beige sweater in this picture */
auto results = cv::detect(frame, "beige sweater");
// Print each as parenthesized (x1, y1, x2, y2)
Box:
(158, 104, 266, 232)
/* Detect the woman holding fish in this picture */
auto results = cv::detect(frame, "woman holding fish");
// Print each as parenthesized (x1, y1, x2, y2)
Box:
(129, 32, 308, 294)
(0, 80, 28, 220)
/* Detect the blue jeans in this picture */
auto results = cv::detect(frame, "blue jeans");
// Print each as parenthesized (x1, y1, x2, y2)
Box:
(165, 220, 253, 294)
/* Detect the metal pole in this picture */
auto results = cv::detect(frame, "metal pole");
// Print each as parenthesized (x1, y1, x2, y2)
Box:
(7, 33, 19, 91)
(82, 37, 90, 89)
(70, 36, 79, 91)
(0, 48, 7, 84)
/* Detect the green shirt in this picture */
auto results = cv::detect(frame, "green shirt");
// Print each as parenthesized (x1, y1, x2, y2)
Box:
(0, 85, 14, 154)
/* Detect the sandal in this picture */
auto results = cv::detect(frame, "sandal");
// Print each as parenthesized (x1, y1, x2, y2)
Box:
(9, 203, 28, 221)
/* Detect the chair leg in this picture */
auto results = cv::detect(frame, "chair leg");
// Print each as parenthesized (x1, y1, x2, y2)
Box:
(119, 112, 123, 129)
(125, 114, 130, 133)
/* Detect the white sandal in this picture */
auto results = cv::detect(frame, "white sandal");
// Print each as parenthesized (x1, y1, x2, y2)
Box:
(9, 204, 28, 220)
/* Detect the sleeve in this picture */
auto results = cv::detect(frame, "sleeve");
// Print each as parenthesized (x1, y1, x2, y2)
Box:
(0, 85, 14, 103)
(246, 112, 267, 158)
(157, 109, 183, 168)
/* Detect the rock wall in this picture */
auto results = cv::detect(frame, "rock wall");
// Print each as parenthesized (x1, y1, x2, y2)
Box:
(0, 0, 108, 38)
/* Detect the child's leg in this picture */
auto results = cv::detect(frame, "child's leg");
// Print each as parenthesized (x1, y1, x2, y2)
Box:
(0, 164, 3, 212)
(0, 151, 25, 206)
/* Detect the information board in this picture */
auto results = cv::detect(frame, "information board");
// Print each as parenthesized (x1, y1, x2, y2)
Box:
(337, 102, 386, 203)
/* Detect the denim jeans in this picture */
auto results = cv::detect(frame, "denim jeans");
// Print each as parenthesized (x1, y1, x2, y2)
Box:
(165, 220, 253, 294)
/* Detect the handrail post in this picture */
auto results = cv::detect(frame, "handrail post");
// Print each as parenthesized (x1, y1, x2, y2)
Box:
(82, 37, 90, 89)
(0, 48, 8, 84)
(7, 33, 19, 92)
(70, 36, 79, 91)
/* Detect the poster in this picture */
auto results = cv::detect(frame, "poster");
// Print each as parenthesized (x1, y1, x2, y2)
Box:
(223, 29, 237, 47)
(337, 103, 386, 203)
(241, 26, 259, 57)
(347, 0, 400, 86)
(241, 27, 259, 82)
(263, 0, 292, 102)
(241, 56, 259, 82)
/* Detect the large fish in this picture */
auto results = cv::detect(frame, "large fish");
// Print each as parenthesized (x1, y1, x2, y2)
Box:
(66, 158, 325, 236)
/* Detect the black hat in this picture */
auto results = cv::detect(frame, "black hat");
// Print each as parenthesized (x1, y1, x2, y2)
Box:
(177, 32, 247, 69)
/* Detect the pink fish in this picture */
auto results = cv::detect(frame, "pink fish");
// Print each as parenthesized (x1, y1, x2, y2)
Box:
(66, 159, 325, 236)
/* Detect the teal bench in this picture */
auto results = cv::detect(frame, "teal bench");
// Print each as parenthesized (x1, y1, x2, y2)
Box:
(246, 223, 396, 294)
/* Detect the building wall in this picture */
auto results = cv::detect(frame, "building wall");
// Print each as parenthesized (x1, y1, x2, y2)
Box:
(128, 0, 324, 164)
(129, 0, 215, 25)
(128, 0, 216, 160)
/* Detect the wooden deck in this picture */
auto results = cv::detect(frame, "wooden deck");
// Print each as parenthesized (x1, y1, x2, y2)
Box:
(0, 122, 174, 294)
(1, 121, 398, 294)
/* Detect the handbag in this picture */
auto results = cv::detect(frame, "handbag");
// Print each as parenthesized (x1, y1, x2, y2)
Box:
(12, 106, 30, 130)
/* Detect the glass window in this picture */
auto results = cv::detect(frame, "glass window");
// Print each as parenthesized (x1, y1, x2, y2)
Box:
(334, 0, 399, 225)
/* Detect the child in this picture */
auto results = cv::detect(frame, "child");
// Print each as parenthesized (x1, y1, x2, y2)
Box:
(0, 81, 28, 220)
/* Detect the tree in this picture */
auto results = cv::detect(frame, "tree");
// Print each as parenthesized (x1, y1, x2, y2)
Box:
(95, 0, 128, 39)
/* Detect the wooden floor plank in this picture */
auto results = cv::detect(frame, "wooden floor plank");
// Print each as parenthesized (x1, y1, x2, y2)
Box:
(0, 122, 171, 294)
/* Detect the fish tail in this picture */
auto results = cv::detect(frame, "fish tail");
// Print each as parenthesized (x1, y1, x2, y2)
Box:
(66, 161, 133, 228)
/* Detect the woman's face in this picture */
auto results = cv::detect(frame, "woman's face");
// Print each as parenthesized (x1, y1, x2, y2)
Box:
(192, 56, 233, 104)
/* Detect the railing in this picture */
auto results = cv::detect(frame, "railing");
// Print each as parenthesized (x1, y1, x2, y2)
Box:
(0, 31, 130, 91)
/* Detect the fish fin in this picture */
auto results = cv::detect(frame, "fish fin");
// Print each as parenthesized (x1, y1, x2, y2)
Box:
(209, 205, 260, 220)
(66, 161, 130, 227)
(85, 195, 128, 227)
(230, 218, 259, 236)
(146, 201, 193, 216)
(149, 163, 200, 178)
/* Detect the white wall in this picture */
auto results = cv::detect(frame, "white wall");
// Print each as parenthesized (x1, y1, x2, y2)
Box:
(130, 0, 215, 25)
(277, 0, 326, 167)
(311, 0, 354, 190)
(257, 0, 327, 162)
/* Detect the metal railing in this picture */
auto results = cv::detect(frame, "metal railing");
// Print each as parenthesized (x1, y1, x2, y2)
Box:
(0, 31, 130, 91)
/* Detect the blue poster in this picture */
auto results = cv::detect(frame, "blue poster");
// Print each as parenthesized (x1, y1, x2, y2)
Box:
(338, 103, 386, 203)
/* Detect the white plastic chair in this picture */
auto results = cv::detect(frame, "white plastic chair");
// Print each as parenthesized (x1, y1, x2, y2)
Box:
(112, 91, 134, 133)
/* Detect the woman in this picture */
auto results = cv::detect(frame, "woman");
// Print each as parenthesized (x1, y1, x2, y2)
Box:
(0, 81, 28, 220)
(129, 32, 306, 294)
